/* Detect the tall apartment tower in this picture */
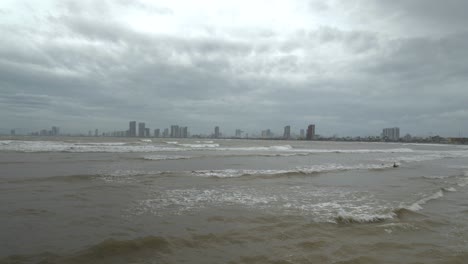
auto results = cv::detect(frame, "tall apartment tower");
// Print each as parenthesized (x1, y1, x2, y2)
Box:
(180, 127, 188, 138)
(306, 124, 315, 140)
(129, 121, 136, 137)
(283, 126, 291, 139)
(170, 125, 179, 138)
(138, 122, 145, 137)
(51, 126, 59, 136)
(163, 128, 169, 137)
(382, 127, 400, 141)
(154, 129, 160, 138)
(214, 126, 220, 138)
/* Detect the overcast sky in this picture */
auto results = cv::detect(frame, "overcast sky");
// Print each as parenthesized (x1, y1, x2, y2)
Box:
(1, 0, 468, 136)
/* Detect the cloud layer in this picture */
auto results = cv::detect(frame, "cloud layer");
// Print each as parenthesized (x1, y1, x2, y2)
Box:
(1, 0, 468, 136)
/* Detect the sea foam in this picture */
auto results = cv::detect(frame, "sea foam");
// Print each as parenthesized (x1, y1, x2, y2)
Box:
(191, 163, 393, 178)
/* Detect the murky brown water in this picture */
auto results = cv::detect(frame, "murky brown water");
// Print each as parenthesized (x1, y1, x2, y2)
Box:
(1, 137, 468, 263)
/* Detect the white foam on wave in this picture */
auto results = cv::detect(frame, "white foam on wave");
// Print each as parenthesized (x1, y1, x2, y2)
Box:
(133, 186, 398, 224)
(143, 155, 190, 161)
(139, 139, 152, 143)
(456, 171, 468, 187)
(422, 175, 452, 180)
(164, 141, 219, 148)
(317, 148, 413, 154)
(405, 190, 444, 211)
(97, 169, 162, 183)
(380, 150, 468, 164)
(335, 209, 394, 224)
(402, 143, 451, 147)
(191, 163, 393, 178)
(214, 146, 411, 154)
(134, 188, 279, 215)
(177, 143, 220, 148)
(0, 140, 72, 152)
(442, 187, 457, 192)
(269, 145, 293, 151)
(380, 154, 443, 163)
(0, 140, 185, 153)
(75, 142, 128, 146)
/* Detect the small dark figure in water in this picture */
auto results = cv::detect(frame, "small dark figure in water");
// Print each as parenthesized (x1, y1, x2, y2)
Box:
(393, 162, 399, 168)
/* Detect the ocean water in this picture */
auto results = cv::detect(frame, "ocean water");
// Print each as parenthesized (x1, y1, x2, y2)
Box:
(1, 137, 468, 263)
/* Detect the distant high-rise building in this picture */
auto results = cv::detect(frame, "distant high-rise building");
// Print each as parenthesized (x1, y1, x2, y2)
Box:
(145, 128, 150, 137)
(10, 129, 15, 136)
(262, 129, 272, 138)
(382, 127, 400, 141)
(177, 126, 183, 138)
(283, 125, 291, 139)
(235, 129, 243, 138)
(170, 125, 179, 138)
(129, 121, 136, 137)
(51, 126, 59, 136)
(95, 129, 99, 137)
(138, 122, 145, 137)
(154, 129, 160, 138)
(88, 130, 92, 137)
(181, 127, 188, 138)
(300, 129, 305, 138)
(306, 124, 315, 140)
(214, 126, 220, 138)
(163, 128, 169, 137)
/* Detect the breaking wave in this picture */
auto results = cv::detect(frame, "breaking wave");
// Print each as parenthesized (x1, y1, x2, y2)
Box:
(190, 163, 393, 178)
(403, 190, 445, 212)
(381, 150, 468, 164)
(457, 171, 468, 187)
(0, 140, 420, 155)
(0, 140, 183, 153)
(334, 212, 393, 224)
(143, 155, 191, 161)
(177, 143, 220, 148)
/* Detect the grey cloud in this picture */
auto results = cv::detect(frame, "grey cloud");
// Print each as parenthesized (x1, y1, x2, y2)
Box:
(1, 0, 468, 136)
(347, 0, 468, 35)
(311, 27, 380, 53)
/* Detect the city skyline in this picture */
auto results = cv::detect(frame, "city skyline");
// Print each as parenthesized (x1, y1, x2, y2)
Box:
(0, 121, 443, 139)
(1, 1, 468, 137)
(4, 120, 399, 139)
(8, 121, 464, 143)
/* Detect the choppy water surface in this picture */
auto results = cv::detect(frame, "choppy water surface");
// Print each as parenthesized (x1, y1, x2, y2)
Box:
(1, 137, 468, 263)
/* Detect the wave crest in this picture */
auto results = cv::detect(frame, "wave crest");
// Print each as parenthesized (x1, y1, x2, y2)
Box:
(191, 163, 393, 178)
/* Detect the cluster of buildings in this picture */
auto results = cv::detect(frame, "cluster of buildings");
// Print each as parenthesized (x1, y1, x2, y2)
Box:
(28, 126, 60, 136)
(14, 122, 466, 144)
(255, 124, 317, 140)
(95, 121, 191, 138)
(96, 122, 319, 140)
(125, 121, 189, 138)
